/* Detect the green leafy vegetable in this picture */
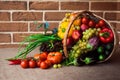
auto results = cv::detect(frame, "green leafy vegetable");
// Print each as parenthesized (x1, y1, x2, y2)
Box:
(13, 34, 61, 59)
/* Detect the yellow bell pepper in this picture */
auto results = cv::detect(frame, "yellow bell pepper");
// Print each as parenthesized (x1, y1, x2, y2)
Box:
(57, 21, 74, 39)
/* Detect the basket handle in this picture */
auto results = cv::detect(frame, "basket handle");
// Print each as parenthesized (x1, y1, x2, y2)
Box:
(81, 10, 93, 16)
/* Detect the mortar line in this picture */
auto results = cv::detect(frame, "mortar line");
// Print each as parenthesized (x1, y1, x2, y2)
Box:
(89, 1, 91, 11)
(27, 0, 29, 11)
(59, 1, 61, 11)
(28, 22, 30, 32)
(43, 11, 45, 22)
(10, 33, 13, 44)
(10, 11, 13, 22)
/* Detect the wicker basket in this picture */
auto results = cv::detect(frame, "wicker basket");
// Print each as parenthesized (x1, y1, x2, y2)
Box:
(62, 11, 119, 63)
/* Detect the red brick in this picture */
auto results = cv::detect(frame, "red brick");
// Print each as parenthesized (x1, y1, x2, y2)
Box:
(110, 22, 120, 31)
(12, 12, 43, 21)
(13, 33, 42, 42)
(118, 33, 120, 42)
(93, 12, 103, 18)
(61, 2, 89, 10)
(0, 12, 10, 21)
(45, 12, 66, 21)
(105, 12, 120, 21)
(91, 2, 120, 11)
(30, 22, 59, 31)
(13, 33, 31, 42)
(0, 34, 11, 43)
(0, 1, 27, 10)
(29, 1, 59, 10)
(0, 23, 28, 32)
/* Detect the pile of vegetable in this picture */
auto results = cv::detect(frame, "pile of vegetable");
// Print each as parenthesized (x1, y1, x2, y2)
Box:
(7, 11, 115, 69)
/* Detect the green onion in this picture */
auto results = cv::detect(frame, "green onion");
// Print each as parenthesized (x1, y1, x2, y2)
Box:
(14, 34, 61, 59)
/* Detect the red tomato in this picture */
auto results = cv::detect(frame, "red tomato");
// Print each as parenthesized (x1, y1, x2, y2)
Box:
(29, 59, 37, 68)
(37, 60, 42, 67)
(20, 60, 29, 68)
(45, 60, 52, 67)
(95, 23, 100, 28)
(98, 20, 105, 26)
(89, 20, 95, 27)
(81, 17, 89, 24)
(47, 52, 62, 64)
(40, 61, 49, 69)
(34, 54, 41, 60)
(40, 52, 48, 61)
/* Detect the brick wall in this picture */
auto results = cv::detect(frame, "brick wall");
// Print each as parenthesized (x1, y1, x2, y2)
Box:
(0, 0, 120, 48)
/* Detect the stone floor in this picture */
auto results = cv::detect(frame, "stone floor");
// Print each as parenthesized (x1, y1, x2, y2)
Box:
(0, 47, 120, 80)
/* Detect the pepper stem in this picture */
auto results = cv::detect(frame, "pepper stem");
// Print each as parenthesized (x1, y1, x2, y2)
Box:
(100, 32, 110, 38)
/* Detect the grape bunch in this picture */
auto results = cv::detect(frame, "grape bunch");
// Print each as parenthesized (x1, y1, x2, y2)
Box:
(70, 28, 100, 58)
(70, 40, 89, 58)
(40, 40, 63, 52)
(82, 28, 99, 40)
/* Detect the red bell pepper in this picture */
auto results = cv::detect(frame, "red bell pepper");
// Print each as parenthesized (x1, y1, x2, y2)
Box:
(99, 28, 114, 43)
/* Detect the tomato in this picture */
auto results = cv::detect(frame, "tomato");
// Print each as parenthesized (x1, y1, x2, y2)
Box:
(95, 23, 100, 28)
(40, 52, 48, 61)
(34, 52, 48, 61)
(29, 59, 37, 68)
(81, 17, 89, 24)
(34, 54, 41, 60)
(45, 60, 52, 67)
(20, 60, 29, 68)
(40, 61, 49, 69)
(37, 60, 42, 67)
(98, 20, 105, 27)
(88, 20, 95, 27)
(47, 52, 62, 64)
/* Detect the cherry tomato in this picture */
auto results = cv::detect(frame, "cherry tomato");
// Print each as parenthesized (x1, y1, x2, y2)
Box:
(40, 61, 49, 69)
(95, 23, 100, 28)
(98, 20, 105, 26)
(81, 17, 89, 24)
(34, 54, 41, 60)
(88, 20, 95, 27)
(29, 59, 37, 68)
(40, 52, 48, 61)
(37, 60, 42, 67)
(20, 60, 29, 68)
(45, 60, 52, 67)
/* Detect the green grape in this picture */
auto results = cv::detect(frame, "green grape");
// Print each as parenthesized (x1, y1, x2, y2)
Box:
(76, 49, 81, 54)
(74, 53, 79, 58)
(97, 28, 101, 31)
(82, 28, 98, 40)
(69, 28, 99, 59)
(73, 45, 79, 50)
